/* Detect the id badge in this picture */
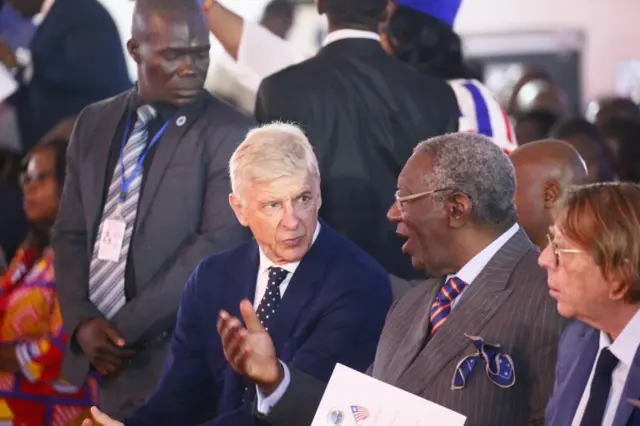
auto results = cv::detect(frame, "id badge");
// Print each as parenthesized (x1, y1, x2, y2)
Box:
(97, 208, 126, 263)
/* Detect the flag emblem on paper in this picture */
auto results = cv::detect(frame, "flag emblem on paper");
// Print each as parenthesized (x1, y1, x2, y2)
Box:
(350, 405, 370, 423)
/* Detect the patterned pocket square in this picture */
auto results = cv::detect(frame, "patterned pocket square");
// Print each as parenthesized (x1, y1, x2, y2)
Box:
(451, 334, 516, 390)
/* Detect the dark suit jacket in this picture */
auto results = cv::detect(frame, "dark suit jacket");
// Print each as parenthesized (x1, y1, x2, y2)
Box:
(260, 229, 567, 426)
(9, 0, 131, 150)
(0, 178, 27, 260)
(255, 37, 459, 280)
(52, 89, 252, 418)
(124, 223, 392, 426)
(545, 321, 640, 426)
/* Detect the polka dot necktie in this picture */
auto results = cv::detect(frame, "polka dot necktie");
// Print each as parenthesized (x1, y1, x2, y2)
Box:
(256, 266, 289, 331)
(241, 266, 289, 404)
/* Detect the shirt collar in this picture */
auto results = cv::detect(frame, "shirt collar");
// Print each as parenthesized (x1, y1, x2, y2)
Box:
(32, 0, 55, 26)
(130, 91, 177, 122)
(599, 307, 640, 367)
(450, 223, 521, 284)
(258, 222, 321, 275)
(322, 29, 381, 47)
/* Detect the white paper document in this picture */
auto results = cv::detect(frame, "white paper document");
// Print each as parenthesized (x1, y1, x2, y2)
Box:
(311, 364, 467, 426)
(0, 64, 18, 102)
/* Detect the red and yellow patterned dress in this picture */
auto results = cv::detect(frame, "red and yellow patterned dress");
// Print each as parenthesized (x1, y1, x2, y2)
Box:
(0, 247, 99, 425)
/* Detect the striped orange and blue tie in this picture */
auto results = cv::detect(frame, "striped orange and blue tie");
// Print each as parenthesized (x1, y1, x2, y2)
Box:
(429, 276, 468, 335)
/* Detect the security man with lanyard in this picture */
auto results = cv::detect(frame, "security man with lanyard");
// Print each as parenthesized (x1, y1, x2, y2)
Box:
(52, 0, 253, 418)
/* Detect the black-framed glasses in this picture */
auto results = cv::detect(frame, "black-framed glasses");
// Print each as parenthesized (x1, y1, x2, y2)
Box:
(546, 234, 583, 266)
(20, 171, 54, 187)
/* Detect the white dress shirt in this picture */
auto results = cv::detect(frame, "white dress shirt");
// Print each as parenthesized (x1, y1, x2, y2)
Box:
(448, 223, 520, 309)
(257, 223, 521, 414)
(253, 222, 321, 308)
(571, 307, 640, 426)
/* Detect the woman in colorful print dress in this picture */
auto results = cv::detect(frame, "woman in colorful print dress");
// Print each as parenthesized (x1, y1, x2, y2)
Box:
(0, 139, 98, 425)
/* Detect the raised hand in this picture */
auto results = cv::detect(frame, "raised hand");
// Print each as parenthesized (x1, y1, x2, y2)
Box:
(81, 406, 124, 426)
(217, 299, 282, 394)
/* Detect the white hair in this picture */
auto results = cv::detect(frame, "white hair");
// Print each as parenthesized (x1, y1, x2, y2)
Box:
(414, 132, 518, 226)
(229, 122, 320, 195)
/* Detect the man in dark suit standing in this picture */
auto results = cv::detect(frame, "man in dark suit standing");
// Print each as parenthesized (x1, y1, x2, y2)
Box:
(217, 133, 566, 426)
(254, 0, 459, 282)
(52, 0, 252, 418)
(0, 0, 131, 150)
(81, 122, 392, 426)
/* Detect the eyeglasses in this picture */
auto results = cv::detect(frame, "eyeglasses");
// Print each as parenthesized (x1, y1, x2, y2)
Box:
(546, 234, 584, 266)
(394, 188, 451, 211)
(20, 171, 54, 187)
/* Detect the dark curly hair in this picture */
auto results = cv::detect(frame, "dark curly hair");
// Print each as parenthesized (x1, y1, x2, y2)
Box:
(386, 6, 480, 80)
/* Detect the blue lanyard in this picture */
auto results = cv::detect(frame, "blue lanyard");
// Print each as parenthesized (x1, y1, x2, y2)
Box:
(118, 117, 170, 202)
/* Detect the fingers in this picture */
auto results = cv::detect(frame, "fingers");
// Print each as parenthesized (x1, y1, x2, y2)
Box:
(218, 311, 250, 364)
(81, 420, 93, 426)
(91, 406, 124, 426)
(102, 324, 126, 348)
(240, 299, 264, 331)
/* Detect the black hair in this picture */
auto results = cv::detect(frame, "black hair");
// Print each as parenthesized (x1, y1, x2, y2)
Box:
(262, 0, 295, 21)
(551, 117, 615, 182)
(0, 148, 22, 183)
(21, 138, 69, 250)
(386, 6, 480, 80)
(515, 108, 560, 143)
(601, 117, 640, 183)
(321, 0, 387, 31)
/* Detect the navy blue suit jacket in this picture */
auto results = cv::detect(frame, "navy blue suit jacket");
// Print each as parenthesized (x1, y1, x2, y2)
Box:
(545, 320, 640, 426)
(10, 0, 131, 149)
(124, 223, 392, 426)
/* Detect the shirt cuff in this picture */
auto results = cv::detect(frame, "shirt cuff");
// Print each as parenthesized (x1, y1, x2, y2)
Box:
(256, 361, 291, 415)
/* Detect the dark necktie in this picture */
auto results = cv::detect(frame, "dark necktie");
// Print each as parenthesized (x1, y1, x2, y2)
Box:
(580, 348, 618, 426)
(241, 266, 289, 403)
(256, 266, 289, 331)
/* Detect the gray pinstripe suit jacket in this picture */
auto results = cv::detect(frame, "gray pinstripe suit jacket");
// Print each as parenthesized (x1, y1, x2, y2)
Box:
(259, 229, 567, 426)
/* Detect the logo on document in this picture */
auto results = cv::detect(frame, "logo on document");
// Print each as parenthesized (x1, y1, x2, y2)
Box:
(350, 405, 370, 424)
(327, 408, 344, 425)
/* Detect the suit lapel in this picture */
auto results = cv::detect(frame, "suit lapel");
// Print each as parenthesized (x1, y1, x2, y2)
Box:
(229, 241, 260, 318)
(382, 279, 443, 385)
(134, 92, 206, 232)
(86, 91, 133, 246)
(613, 345, 640, 426)
(269, 226, 333, 354)
(555, 327, 599, 426)
(397, 229, 533, 393)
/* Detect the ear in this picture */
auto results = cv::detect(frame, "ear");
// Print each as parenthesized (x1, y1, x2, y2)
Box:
(543, 180, 561, 209)
(315, 0, 324, 15)
(447, 192, 473, 229)
(229, 193, 249, 227)
(607, 259, 634, 302)
(127, 39, 142, 64)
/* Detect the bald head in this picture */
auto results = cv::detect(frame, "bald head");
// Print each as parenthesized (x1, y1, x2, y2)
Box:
(128, 0, 210, 106)
(510, 139, 587, 248)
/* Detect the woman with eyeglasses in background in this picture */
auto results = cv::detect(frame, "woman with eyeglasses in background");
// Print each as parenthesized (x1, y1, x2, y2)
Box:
(541, 182, 640, 426)
(0, 139, 98, 425)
